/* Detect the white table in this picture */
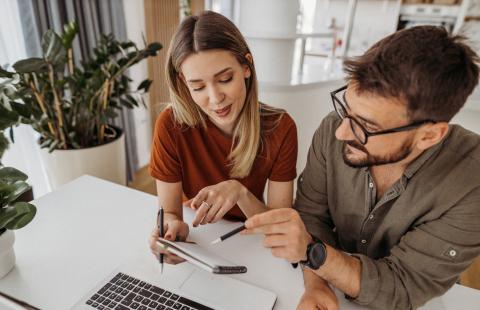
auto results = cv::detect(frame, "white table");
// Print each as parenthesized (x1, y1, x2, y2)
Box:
(0, 175, 479, 310)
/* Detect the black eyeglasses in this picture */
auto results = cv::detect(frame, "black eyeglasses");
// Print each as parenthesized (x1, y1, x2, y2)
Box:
(330, 85, 436, 145)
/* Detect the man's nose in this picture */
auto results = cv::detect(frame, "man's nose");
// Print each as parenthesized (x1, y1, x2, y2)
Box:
(335, 118, 355, 141)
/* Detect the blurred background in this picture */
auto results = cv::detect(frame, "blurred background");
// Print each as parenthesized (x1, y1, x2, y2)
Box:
(1, 0, 479, 289)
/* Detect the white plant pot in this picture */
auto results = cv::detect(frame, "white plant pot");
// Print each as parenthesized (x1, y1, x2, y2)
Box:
(39, 129, 126, 190)
(0, 230, 15, 279)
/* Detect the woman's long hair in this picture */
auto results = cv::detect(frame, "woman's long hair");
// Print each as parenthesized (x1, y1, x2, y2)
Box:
(165, 10, 283, 178)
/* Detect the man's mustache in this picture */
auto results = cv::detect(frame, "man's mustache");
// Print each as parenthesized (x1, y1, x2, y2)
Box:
(346, 140, 368, 153)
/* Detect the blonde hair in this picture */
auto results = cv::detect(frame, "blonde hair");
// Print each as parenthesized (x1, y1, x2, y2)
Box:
(165, 11, 284, 178)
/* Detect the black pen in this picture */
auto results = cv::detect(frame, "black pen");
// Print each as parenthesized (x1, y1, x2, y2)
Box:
(157, 208, 164, 273)
(210, 224, 245, 244)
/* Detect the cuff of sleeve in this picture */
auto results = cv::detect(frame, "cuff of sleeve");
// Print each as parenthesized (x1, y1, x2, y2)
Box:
(149, 167, 182, 183)
(306, 224, 338, 248)
(347, 254, 381, 306)
(269, 171, 297, 182)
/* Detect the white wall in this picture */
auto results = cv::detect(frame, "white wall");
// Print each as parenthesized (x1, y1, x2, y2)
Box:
(122, 0, 152, 169)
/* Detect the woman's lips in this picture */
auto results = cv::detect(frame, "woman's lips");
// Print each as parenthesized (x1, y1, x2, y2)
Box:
(214, 104, 232, 117)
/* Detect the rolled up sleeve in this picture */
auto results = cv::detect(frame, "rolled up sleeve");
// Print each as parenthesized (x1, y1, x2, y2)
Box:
(350, 187, 480, 309)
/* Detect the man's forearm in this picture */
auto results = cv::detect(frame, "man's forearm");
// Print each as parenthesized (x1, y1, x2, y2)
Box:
(312, 244, 362, 298)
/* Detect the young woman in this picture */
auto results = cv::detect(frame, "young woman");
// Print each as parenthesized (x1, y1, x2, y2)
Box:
(149, 11, 297, 263)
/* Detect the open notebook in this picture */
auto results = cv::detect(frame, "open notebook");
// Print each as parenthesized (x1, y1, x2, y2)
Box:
(157, 238, 247, 274)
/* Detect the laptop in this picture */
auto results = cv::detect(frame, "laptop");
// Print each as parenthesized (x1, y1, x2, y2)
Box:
(70, 256, 277, 310)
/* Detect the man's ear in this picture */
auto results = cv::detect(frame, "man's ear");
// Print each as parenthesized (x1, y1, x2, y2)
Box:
(416, 122, 449, 150)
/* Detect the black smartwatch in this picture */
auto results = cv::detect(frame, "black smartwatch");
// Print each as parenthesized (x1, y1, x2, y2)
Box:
(300, 238, 327, 270)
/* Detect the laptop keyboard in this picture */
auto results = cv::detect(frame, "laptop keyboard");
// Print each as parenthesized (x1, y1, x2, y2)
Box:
(85, 272, 214, 310)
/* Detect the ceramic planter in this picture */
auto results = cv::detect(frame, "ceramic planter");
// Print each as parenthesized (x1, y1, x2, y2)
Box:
(0, 230, 15, 279)
(39, 127, 126, 190)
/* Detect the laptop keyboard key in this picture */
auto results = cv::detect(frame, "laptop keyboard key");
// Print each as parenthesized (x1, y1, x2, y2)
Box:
(139, 306, 147, 310)
(165, 300, 174, 307)
(121, 299, 133, 306)
(139, 289, 153, 298)
(131, 302, 140, 309)
(156, 306, 166, 310)
(86, 300, 93, 305)
(150, 286, 165, 295)
(170, 294, 179, 301)
(181, 306, 190, 310)
(115, 296, 122, 302)
(134, 295, 143, 302)
(163, 291, 172, 298)
(142, 298, 151, 305)
(151, 293, 160, 301)
(150, 300, 159, 308)
(159, 297, 167, 304)
(173, 303, 182, 309)
(102, 298, 111, 305)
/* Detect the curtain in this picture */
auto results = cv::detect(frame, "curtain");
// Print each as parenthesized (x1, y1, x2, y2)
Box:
(17, 0, 139, 182)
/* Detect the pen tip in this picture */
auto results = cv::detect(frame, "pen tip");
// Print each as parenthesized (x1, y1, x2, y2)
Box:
(210, 238, 221, 245)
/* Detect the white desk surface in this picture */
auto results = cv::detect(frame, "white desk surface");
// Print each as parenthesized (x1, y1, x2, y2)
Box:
(0, 175, 479, 310)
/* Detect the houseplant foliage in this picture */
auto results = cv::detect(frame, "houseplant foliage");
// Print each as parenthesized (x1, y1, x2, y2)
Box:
(0, 81, 36, 235)
(0, 21, 162, 151)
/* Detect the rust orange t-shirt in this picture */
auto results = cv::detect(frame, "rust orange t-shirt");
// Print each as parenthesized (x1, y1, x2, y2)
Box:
(149, 107, 298, 220)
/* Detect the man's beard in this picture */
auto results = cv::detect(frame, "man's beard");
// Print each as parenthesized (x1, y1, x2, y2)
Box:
(342, 138, 414, 168)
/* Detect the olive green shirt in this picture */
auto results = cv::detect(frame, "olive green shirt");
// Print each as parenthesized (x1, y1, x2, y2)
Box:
(294, 112, 480, 310)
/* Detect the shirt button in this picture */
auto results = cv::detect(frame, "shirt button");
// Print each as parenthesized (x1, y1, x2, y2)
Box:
(369, 182, 374, 188)
(368, 214, 374, 220)
(449, 250, 457, 257)
(361, 239, 367, 244)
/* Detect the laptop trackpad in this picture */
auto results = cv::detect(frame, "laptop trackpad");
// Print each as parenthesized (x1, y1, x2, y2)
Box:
(180, 270, 276, 310)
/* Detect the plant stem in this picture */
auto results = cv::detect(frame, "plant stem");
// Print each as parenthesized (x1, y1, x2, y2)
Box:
(48, 64, 67, 149)
(67, 48, 74, 75)
(27, 80, 56, 137)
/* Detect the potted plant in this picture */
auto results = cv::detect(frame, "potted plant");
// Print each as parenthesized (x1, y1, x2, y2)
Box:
(0, 22, 162, 189)
(0, 80, 36, 278)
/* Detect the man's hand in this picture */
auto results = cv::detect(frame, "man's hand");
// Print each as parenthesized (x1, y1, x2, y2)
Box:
(243, 208, 312, 263)
(298, 269, 339, 310)
(297, 282, 339, 310)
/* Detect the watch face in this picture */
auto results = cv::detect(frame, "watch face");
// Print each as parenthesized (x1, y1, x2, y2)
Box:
(308, 242, 327, 269)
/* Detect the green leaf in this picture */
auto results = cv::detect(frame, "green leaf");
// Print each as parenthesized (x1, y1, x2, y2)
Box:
(10, 101, 32, 118)
(0, 105, 18, 131)
(42, 30, 67, 65)
(62, 21, 78, 48)
(12, 58, 48, 73)
(0, 202, 36, 230)
(126, 94, 139, 107)
(0, 181, 31, 203)
(0, 66, 13, 78)
(147, 42, 163, 53)
(137, 79, 152, 93)
(0, 167, 28, 182)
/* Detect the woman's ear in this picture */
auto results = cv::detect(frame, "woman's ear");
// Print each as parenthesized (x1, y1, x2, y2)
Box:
(243, 53, 253, 79)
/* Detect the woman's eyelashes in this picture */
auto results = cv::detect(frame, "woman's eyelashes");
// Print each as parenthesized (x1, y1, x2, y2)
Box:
(190, 75, 233, 92)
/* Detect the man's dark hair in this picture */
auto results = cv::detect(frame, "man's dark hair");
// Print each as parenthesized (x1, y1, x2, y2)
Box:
(344, 26, 479, 122)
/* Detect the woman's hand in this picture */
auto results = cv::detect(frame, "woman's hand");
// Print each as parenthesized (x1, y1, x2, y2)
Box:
(149, 219, 189, 264)
(188, 180, 246, 227)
